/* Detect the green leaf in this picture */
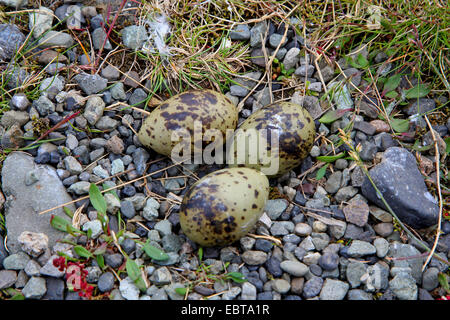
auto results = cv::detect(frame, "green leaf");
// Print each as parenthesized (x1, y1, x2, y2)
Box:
(356, 53, 369, 69)
(226, 272, 247, 283)
(50, 215, 83, 235)
(126, 258, 147, 292)
(316, 163, 329, 180)
(143, 241, 169, 261)
(385, 91, 398, 99)
(404, 84, 430, 99)
(316, 152, 346, 163)
(318, 108, 353, 124)
(411, 140, 433, 152)
(63, 206, 74, 219)
(198, 247, 203, 262)
(86, 228, 93, 239)
(175, 287, 188, 296)
(50, 215, 71, 232)
(383, 74, 402, 93)
(438, 273, 449, 293)
(96, 254, 105, 270)
(74, 245, 94, 259)
(445, 137, 450, 155)
(390, 118, 409, 133)
(89, 183, 107, 214)
(9, 294, 25, 300)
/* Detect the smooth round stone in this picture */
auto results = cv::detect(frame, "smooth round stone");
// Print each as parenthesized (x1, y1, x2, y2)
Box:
(121, 238, 136, 255)
(294, 223, 312, 236)
(373, 222, 394, 237)
(373, 237, 389, 258)
(98, 272, 115, 292)
(280, 260, 309, 277)
(272, 279, 291, 294)
(309, 264, 322, 276)
(318, 252, 339, 271)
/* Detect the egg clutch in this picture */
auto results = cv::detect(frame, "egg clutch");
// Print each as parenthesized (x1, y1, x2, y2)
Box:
(138, 89, 315, 246)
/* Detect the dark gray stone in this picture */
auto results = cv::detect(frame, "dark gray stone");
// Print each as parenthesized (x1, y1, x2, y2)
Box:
(302, 276, 323, 299)
(318, 252, 339, 271)
(105, 253, 123, 269)
(98, 272, 115, 293)
(0, 24, 26, 61)
(43, 278, 65, 300)
(120, 200, 136, 219)
(0, 270, 17, 289)
(230, 24, 250, 41)
(361, 147, 439, 229)
(405, 98, 436, 116)
(354, 121, 376, 136)
(74, 72, 107, 95)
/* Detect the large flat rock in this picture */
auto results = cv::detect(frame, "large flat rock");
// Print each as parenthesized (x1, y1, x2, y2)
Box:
(361, 147, 439, 229)
(1, 152, 75, 253)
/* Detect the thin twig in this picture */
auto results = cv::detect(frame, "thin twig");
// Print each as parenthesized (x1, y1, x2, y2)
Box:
(422, 115, 443, 271)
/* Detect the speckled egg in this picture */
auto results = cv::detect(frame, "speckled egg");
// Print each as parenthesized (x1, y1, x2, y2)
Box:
(137, 89, 238, 157)
(227, 101, 315, 177)
(179, 167, 269, 247)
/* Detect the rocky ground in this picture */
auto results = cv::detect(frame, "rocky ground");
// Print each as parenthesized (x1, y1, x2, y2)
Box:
(0, 0, 449, 300)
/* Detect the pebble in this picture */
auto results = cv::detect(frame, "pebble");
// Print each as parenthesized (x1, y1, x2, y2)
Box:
(347, 240, 377, 257)
(120, 200, 136, 219)
(98, 272, 115, 292)
(105, 253, 123, 269)
(122, 25, 147, 50)
(250, 21, 267, 47)
(280, 260, 309, 277)
(272, 279, 291, 294)
(373, 237, 389, 258)
(346, 261, 367, 288)
(92, 27, 112, 50)
(265, 257, 282, 277)
(320, 279, 349, 300)
(0, 270, 17, 289)
(302, 276, 323, 299)
(18, 231, 48, 258)
(24, 260, 42, 277)
(389, 273, 418, 300)
(119, 277, 140, 300)
(241, 251, 268, 265)
(264, 199, 288, 220)
(325, 171, 342, 194)
(22, 276, 47, 299)
(294, 223, 312, 236)
(44, 278, 65, 300)
(318, 252, 339, 271)
(283, 47, 301, 71)
(82, 220, 103, 239)
(373, 222, 394, 237)
(335, 186, 358, 203)
(3, 252, 31, 270)
(154, 220, 172, 237)
(74, 73, 107, 95)
(343, 199, 369, 227)
(241, 282, 257, 300)
(347, 289, 373, 300)
(421, 267, 439, 291)
(230, 24, 250, 40)
(295, 64, 315, 77)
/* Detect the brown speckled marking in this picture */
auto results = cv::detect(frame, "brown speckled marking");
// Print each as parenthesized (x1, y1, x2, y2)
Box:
(137, 89, 238, 158)
(230, 101, 315, 177)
